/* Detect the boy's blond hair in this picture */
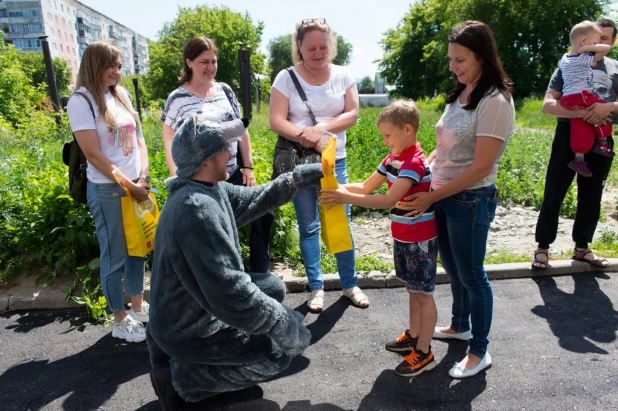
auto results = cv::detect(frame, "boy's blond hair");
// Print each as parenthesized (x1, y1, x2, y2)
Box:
(570, 20, 601, 46)
(376, 100, 420, 130)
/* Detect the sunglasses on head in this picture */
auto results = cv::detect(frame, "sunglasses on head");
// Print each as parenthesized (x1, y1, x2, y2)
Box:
(301, 18, 326, 25)
(298, 18, 326, 36)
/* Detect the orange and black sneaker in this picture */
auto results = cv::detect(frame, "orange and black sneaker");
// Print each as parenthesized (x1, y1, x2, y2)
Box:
(395, 347, 437, 377)
(385, 329, 417, 352)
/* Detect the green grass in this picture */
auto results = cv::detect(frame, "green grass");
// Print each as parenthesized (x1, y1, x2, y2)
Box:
(514, 97, 557, 130)
(588, 228, 618, 258)
(484, 249, 531, 265)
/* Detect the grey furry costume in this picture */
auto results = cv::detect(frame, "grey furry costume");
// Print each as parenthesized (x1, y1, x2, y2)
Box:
(147, 114, 323, 402)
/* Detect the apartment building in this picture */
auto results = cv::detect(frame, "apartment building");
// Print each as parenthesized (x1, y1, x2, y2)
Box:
(0, 0, 149, 84)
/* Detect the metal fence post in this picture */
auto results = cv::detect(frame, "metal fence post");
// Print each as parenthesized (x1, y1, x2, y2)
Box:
(39, 36, 61, 115)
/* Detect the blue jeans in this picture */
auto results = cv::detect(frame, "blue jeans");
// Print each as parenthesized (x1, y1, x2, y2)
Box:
(293, 158, 357, 291)
(434, 184, 498, 358)
(87, 181, 145, 312)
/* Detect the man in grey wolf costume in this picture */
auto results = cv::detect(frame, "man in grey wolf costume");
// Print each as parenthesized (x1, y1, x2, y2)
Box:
(146, 113, 323, 407)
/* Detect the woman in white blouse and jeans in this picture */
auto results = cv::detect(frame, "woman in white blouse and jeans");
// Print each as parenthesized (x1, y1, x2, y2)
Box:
(399, 21, 515, 378)
(270, 18, 368, 313)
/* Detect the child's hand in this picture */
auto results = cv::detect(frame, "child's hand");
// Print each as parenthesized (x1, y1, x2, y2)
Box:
(318, 187, 349, 210)
(592, 61, 598, 68)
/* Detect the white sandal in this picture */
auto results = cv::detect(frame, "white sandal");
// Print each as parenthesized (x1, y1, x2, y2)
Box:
(343, 286, 369, 308)
(307, 289, 325, 313)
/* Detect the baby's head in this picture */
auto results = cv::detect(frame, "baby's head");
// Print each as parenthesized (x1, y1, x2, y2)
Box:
(570, 21, 601, 48)
(376, 100, 420, 155)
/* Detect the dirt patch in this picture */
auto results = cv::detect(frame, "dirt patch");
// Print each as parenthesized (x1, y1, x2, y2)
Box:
(349, 188, 618, 264)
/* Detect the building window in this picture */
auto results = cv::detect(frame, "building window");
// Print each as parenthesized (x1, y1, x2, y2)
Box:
(57, 30, 61, 38)
(59, 44, 63, 52)
(60, 4, 63, 12)
(49, 27, 55, 36)
(70, 34, 73, 41)
(72, 47, 75, 55)
(64, 32, 67, 40)
(47, 12, 52, 21)
(10, 23, 44, 33)
(52, 42, 57, 50)
(67, 60, 71, 67)
(9, 11, 39, 17)
(62, 18, 65, 26)
(47, 0, 51, 5)
(54, 1, 57, 10)
(0, 10, 6, 18)
(14, 39, 42, 49)
(55, 15, 58, 23)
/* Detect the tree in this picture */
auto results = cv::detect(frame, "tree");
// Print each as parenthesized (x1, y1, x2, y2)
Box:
(0, 33, 46, 126)
(267, 33, 353, 84)
(359, 76, 375, 94)
(119, 73, 151, 109)
(17, 52, 72, 96)
(144, 5, 265, 102)
(378, 0, 609, 98)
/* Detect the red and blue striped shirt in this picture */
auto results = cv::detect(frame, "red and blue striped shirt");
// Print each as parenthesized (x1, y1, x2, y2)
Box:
(377, 144, 438, 243)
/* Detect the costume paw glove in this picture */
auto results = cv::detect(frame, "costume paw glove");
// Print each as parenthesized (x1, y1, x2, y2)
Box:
(292, 163, 323, 189)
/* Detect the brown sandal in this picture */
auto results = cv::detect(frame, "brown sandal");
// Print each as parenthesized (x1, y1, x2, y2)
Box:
(532, 248, 549, 270)
(572, 248, 610, 268)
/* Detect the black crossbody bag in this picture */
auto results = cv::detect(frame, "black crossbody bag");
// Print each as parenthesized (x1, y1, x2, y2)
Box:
(271, 68, 321, 179)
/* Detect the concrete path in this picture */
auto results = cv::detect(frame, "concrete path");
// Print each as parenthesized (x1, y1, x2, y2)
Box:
(0, 273, 617, 410)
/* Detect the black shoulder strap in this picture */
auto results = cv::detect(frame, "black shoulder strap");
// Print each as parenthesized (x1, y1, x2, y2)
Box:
(72, 91, 95, 120)
(286, 68, 318, 126)
(220, 82, 241, 120)
(71, 91, 96, 143)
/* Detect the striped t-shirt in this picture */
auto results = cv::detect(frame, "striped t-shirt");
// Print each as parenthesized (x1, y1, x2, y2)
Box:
(161, 83, 241, 175)
(559, 52, 595, 96)
(377, 144, 438, 243)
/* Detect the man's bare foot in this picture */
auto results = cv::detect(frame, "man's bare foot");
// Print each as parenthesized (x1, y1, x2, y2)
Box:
(573, 247, 610, 267)
(532, 248, 549, 269)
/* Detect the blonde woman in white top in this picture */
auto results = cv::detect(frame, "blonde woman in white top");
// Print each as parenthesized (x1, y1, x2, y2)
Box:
(270, 18, 368, 313)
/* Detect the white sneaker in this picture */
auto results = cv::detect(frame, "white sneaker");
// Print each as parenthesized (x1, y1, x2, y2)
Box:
(129, 301, 149, 323)
(112, 314, 146, 343)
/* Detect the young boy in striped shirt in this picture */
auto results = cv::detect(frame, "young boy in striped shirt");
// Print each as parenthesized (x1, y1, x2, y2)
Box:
(559, 20, 613, 177)
(319, 100, 438, 377)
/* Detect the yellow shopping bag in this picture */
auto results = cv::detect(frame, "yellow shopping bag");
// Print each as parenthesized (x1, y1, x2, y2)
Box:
(112, 169, 159, 257)
(318, 137, 353, 254)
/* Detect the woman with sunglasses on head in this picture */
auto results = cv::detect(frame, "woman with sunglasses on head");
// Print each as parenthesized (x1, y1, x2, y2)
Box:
(270, 18, 367, 313)
(162, 36, 274, 274)
(67, 41, 150, 342)
(397, 21, 514, 378)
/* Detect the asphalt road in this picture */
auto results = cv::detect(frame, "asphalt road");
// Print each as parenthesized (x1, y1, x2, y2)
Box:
(1, 273, 617, 410)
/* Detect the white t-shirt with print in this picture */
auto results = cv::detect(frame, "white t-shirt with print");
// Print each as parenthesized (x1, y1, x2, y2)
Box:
(271, 65, 355, 160)
(67, 86, 143, 184)
(431, 89, 515, 190)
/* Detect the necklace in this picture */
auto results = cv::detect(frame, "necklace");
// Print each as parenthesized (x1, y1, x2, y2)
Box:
(304, 64, 326, 86)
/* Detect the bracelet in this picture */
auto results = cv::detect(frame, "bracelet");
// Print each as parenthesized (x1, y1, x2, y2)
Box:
(244, 167, 254, 170)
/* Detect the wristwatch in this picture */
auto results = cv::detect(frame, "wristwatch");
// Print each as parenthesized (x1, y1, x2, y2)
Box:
(139, 174, 151, 184)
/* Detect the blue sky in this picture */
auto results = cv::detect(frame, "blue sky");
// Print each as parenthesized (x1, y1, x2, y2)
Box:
(78, 0, 415, 79)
